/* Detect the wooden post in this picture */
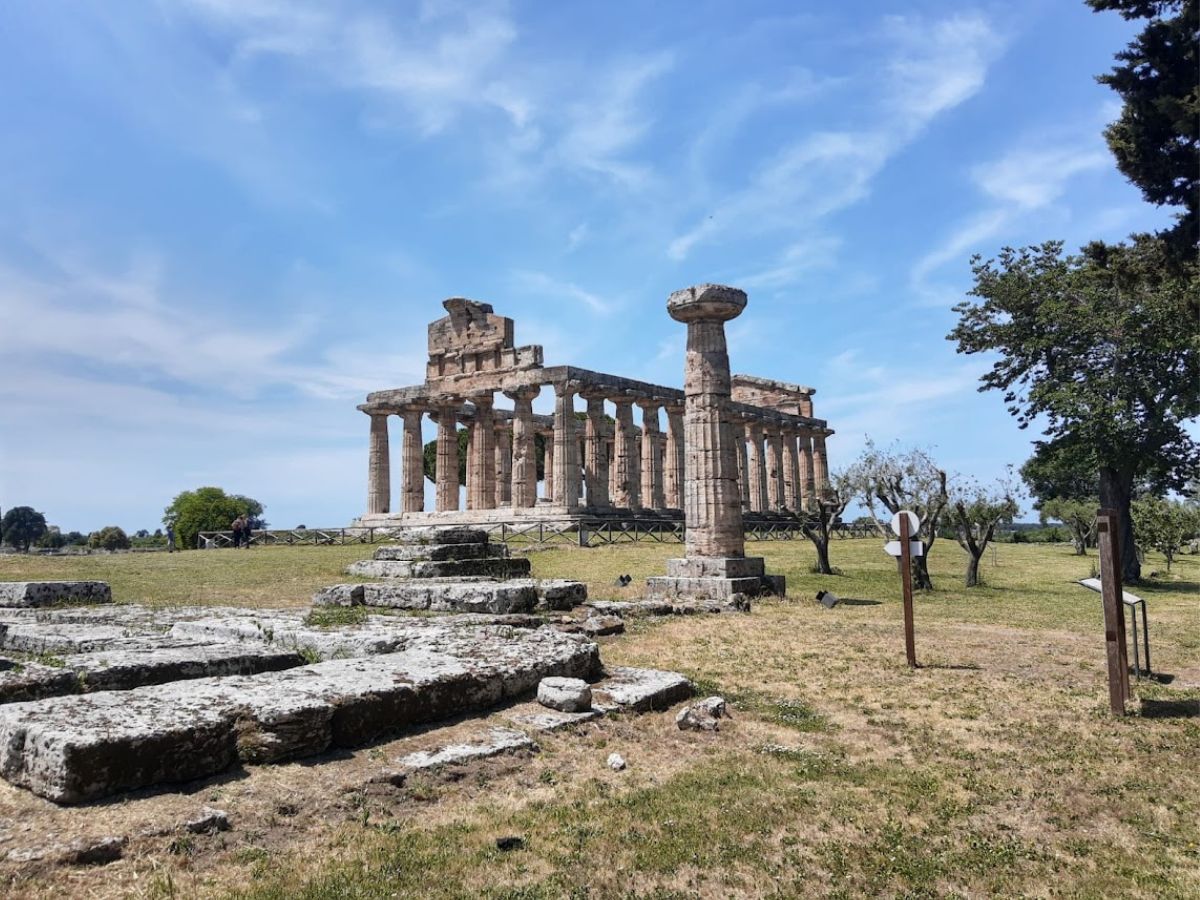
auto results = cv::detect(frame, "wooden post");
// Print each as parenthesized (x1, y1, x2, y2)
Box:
(899, 513, 917, 668)
(1096, 508, 1130, 714)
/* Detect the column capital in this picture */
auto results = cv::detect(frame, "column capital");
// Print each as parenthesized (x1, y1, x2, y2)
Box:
(503, 386, 540, 403)
(635, 396, 662, 412)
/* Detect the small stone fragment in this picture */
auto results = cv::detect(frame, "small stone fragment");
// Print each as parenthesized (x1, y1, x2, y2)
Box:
(537, 676, 592, 713)
(60, 836, 125, 866)
(184, 807, 230, 834)
(676, 695, 729, 732)
(607, 752, 626, 771)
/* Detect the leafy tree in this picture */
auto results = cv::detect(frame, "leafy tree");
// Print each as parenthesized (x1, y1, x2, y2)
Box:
(1039, 498, 1099, 555)
(949, 237, 1199, 582)
(845, 441, 950, 590)
(422, 429, 548, 486)
(1019, 445, 1100, 505)
(949, 477, 1019, 587)
(1087, 0, 1199, 250)
(88, 526, 131, 551)
(1131, 496, 1200, 571)
(164, 487, 266, 550)
(1, 506, 47, 551)
(35, 528, 66, 550)
(62, 531, 87, 546)
(798, 470, 853, 575)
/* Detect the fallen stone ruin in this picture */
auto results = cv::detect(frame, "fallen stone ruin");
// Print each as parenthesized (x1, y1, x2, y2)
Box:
(0, 535, 694, 805)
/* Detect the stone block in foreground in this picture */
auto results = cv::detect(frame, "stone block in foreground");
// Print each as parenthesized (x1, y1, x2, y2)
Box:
(0, 625, 600, 803)
(592, 666, 694, 712)
(646, 556, 783, 607)
(314, 580, 539, 614)
(0, 582, 112, 608)
(347, 557, 532, 580)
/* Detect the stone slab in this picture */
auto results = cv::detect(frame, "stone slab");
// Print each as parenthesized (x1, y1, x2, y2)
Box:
(645, 575, 764, 600)
(0, 660, 79, 704)
(380, 527, 490, 546)
(534, 579, 588, 611)
(665, 557, 765, 579)
(592, 666, 693, 713)
(585, 600, 676, 617)
(0, 624, 600, 802)
(504, 708, 602, 732)
(347, 557, 532, 580)
(314, 581, 538, 614)
(372, 542, 501, 562)
(0, 582, 112, 608)
(396, 727, 535, 771)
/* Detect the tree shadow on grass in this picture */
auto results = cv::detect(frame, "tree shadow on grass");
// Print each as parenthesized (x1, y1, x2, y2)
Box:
(1139, 698, 1200, 719)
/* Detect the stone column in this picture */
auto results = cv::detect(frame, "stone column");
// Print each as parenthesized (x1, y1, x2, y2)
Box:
(467, 394, 495, 510)
(765, 422, 784, 511)
(434, 403, 460, 512)
(552, 383, 581, 509)
(494, 421, 512, 507)
(637, 400, 665, 510)
(505, 388, 539, 508)
(799, 393, 814, 418)
(745, 420, 767, 512)
(798, 432, 816, 511)
(367, 412, 391, 515)
(664, 404, 684, 509)
(611, 396, 639, 508)
(401, 409, 425, 513)
(813, 431, 831, 497)
(606, 439, 617, 500)
(669, 285, 745, 558)
(542, 428, 555, 500)
(735, 420, 750, 512)
(582, 392, 611, 509)
(782, 428, 800, 512)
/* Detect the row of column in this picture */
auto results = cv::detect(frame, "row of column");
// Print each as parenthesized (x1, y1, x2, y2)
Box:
(367, 389, 829, 516)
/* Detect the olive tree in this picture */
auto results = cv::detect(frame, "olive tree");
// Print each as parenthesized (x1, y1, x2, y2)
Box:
(949, 477, 1019, 587)
(798, 469, 853, 576)
(1131, 496, 1199, 572)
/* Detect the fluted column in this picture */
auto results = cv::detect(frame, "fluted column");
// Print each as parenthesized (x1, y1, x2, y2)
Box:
(367, 412, 391, 515)
(494, 420, 512, 507)
(798, 432, 816, 511)
(466, 394, 495, 510)
(401, 409, 424, 513)
(745, 421, 767, 512)
(813, 431, 830, 498)
(435, 403, 460, 512)
(582, 392, 611, 508)
(736, 421, 750, 511)
(637, 400, 665, 510)
(765, 422, 785, 511)
(542, 427, 554, 500)
(612, 396, 639, 508)
(505, 388, 538, 508)
(664, 404, 684, 509)
(607, 439, 617, 500)
(552, 383, 580, 509)
(782, 428, 800, 512)
(667, 284, 746, 558)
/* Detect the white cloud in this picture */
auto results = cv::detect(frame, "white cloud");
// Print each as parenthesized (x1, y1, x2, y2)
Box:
(510, 269, 614, 316)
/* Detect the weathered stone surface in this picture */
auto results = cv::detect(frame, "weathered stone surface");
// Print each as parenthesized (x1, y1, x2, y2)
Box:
(676, 696, 729, 731)
(580, 615, 624, 637)
(585, 600, 675, 618)
(0, 661, 78, 704)
(184, 807, 231, 834)
(347, 557, 532, 580)
(537, 676, 592, 712)
(534, 579, 588, 610)
(666, 557, 764, 578)
(0, 582, 112, 608)
(593, 666, 693, 713)
(372, 542, 500, 562)
(381, 527, 490, 546)
(314, 580, 538, 614)
(504, 708, 602, 732)
(397, 728, 535, 771)
(645, 575, 764, 601)
(607, 752, 626, 771)
(0, 624, 600, 802)
(2, 624, 153, 655)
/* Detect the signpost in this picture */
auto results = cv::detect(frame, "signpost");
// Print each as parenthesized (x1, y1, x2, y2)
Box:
(1095, 508, 1130, 715)
(884, 510, 923, 668)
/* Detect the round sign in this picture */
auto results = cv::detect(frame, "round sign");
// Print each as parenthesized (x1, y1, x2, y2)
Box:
(890, 510, 920, 536)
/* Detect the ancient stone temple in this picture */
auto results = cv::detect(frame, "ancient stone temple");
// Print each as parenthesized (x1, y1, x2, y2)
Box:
(357, 296, 833, 525)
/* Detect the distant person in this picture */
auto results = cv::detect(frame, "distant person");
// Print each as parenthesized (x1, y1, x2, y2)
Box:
(165, 524, 176, 553)
(230, 515, 245, 549)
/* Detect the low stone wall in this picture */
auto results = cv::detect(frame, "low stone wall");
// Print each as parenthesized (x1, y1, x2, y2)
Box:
(0, 582, 112, 608)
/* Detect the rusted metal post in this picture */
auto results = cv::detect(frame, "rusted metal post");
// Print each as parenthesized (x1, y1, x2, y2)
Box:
(899, 513, 917, 668)
(1096, 508, 1130, 714)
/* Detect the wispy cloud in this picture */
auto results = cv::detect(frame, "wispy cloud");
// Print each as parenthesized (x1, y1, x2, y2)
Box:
(510, 269, 614, 315)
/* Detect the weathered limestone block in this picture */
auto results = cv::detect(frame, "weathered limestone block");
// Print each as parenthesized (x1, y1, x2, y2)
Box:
(372, 542, 499, 562)
(504, 707, 602, 732)
(347, 557, 532, 580)
(592, 666, 693, 712)
(0, 626, 600, 802)
(380, 527, 490, 546)
(313, 581, 538, 614)
(0, 660, 79, 704)
(396, 728, 535, 771)
(580, 615, 624, 637)
(537, 676, 592, 712)
(533, 579, 588, 611)
(0, 582, 112, 608)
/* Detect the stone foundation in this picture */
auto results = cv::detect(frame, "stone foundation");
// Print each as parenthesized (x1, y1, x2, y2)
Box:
(0, 582, 112, 608)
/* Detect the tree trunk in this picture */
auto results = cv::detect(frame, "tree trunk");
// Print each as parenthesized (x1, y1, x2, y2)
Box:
(1072, 533, 1086, 555)
(1099, 466, 1140, 582)
(814, 538, 833, 575)
(913, 555, 933, 590)
(965, 553, 981, 587)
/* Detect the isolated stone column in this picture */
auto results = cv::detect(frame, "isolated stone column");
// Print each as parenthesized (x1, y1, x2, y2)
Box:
(552, 383, 581, 509)
(367, 412, 391, 515)
(612, 396, 640, 508)
(638, 400, 665, 510)
(467, 394, 496, 510)
(582, 392, 611, 508)
(542, 427, 554, 500)
(765, 422, 784, 511)
(813, 431, 831, 497)
(782, 428, 800, 512)
(745, 421, 767, 512)
(434, 403, 460, 512)
(493, 421, 512, 507)
(798, 432, 816, 511)
(401, 408, 425, 513)
(505, 388, 538, 508)
(664, 404, 684, 509)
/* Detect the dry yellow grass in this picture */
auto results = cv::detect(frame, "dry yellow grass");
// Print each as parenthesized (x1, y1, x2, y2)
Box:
(0, 539, 1196, 898)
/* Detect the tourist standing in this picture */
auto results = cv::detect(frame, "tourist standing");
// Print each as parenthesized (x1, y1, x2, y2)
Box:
(165, 524, 176, 553)
(230, 515, 244, 549)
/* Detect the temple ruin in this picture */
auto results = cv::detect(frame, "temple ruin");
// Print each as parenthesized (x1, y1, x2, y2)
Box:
(357, 297, 833, 525)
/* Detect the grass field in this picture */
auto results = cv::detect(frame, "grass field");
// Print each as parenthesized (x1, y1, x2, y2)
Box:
(0, 539, 1197, 898)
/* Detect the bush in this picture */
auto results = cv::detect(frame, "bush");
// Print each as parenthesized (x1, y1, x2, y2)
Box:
(88, 526, 131, 551)
(163, 487, 266, 551)
(1, 506, 48, 551)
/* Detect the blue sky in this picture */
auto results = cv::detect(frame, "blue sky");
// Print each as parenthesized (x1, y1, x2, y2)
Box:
(0, 1, 1173, 533)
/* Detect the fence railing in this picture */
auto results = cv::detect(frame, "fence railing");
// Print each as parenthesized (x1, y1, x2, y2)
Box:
(198, 519, 878, 550)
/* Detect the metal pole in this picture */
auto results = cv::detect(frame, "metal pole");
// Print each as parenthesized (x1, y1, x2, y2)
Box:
(1141, 601, 1151, 676)
(1128, 603, 1140, 680)
(1096, 508, 1130, 714)
(899, 513, 917, 668)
